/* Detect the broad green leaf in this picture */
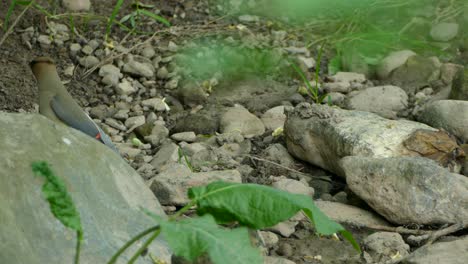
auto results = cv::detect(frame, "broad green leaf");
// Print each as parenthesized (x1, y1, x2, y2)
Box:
(157, 215, 262, 264)
(32, 161, 82, 232)
(138, 9, 171, 27)
(189, 181, 360, 251)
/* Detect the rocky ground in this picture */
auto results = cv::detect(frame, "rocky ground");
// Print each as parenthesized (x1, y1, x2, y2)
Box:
(1, 0, 467, 263)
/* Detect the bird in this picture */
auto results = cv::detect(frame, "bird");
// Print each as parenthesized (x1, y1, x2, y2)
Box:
(30, 56, 118, 153)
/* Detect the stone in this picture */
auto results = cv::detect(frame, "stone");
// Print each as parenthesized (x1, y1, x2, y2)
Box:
(363, 232, 409, 263)
(345, 85, 408, 119)
(181, 142, 207, 157)
(272, 178, 314, 197)
(144, 124, 169, 145)
(105, 118, 127, 131)
(123, 59, 154, 78)
(327, 92, 346, 105)
(140, 45, 156, 58)
(99, 64, 121, 87)
(0, 113, 169, 263)
(329, 72, 366, 83)
(173, 109, 220, 135)
(149, 164, 242, 205)
(284, 46, 310, 56)
(37, 35, 51, 48)
(284, 103, 436, 177)
(376, 50, 416, 79)
(116, 143, 142, 159)
(79, 55, 99, 68)
(387, 55, 440, 95)
(116, 79, 137, 95)
(124, 115, 145, 129)
(315, 201, 391, 227)
(297, 56, 316, 69)
(89, 105, 111, 120)
(402, 236, 468, 264)
(403, 129, 464, 171)
(150, 142, 180, 172)
(62, 0, 90, 11)
(171, 132, 197, 142)
(450, 68, 468, 100)
(263, 144, 296, 170)
(69, 43, 82, 55)
(264, 256, 296, 264)
(259, 231, 279, 248)
(81, 44, 94, 55)
(238, 14, 260, 22)
(430, 22, 459, 42)
(157, 66, 169, 79)
(417, 100, 468, 142)
(322, 82, 351, 93)
(261, 106, 288, 131)
(220, 105, 265, 138)
(342, 156, 468, 225)
(141, 98, 167, 112)
(267, 221, 298, 237)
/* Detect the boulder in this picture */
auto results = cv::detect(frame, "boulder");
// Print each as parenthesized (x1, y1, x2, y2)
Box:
(0, 113, 170, 264)
(417, 100, 468, 142)
(341, 156, 468, 225)
(284, 103, 438, 177)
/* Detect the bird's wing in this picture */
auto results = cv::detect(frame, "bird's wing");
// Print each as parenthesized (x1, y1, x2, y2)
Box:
(50, 95, 99, 137)
(51, 95, 119, 153)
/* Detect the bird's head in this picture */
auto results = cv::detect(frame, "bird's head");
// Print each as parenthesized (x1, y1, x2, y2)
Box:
(30, 57, 56, 78)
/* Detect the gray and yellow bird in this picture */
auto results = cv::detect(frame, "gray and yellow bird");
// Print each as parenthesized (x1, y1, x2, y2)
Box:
(30, 57, 118, 153)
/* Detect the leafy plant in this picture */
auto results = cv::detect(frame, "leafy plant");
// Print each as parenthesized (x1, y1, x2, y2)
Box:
(32, 163, 359, 264)
(290, 42, 330, 104)
(119, 2, 171, 29)
(31, 161, 83, 264)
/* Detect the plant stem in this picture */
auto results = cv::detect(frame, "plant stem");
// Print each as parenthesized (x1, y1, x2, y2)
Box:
(74, 230, 83, 264)
(128, 228, 162, 264)
(106, 225, 160, 264)
(169, 200, 197, 221)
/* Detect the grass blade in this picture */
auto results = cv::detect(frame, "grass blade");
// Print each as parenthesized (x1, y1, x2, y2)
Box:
(138, 9, 171, 27)
(106, 0, 124, 41)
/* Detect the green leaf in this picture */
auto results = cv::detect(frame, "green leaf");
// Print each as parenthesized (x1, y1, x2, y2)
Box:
(106, 0, 124, 39)
(157, 215, 262, 264)
(188, 181, 360, 251)
(32, 161, 82, 232)
(137, 9, 171, 27)
(119, 13, 134, 24)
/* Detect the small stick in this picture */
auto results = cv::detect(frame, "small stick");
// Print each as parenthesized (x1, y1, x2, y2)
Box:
(0, 1, 34, 48)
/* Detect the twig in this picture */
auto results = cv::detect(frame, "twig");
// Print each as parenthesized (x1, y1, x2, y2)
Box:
(425, 222, 466, 245)
(243, 154, 333, 182)
(0, 1, 34, 48)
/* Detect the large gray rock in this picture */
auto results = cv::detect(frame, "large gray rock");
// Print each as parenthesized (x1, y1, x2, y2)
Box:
(402, 236, 468, 264)
(345, 85, 408, 119)
(284, 103, 436, 177)
(0, 113, 170, 263)
(417, 100, 468, 142)
(341, 156, 468, 225)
